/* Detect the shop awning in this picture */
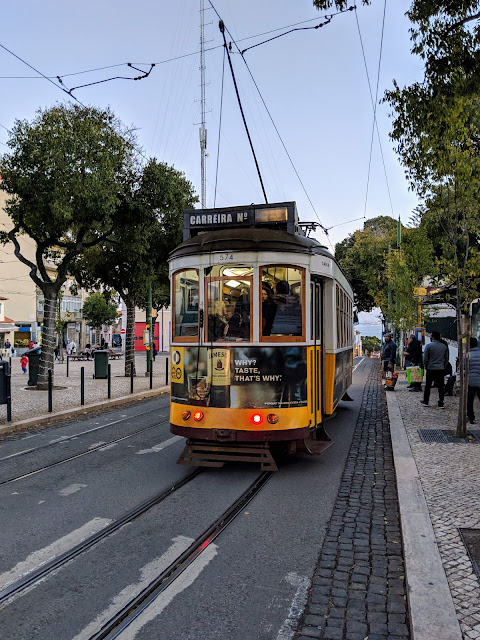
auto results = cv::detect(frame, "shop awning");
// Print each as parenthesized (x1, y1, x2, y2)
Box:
(0, 324, 18, 332)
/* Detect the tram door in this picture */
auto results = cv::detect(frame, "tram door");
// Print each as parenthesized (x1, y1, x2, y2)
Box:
(311, 278, 324, 427)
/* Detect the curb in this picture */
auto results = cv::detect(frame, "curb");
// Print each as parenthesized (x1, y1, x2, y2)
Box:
(386, 390, 462, 640)
(0, 386, 170, 437)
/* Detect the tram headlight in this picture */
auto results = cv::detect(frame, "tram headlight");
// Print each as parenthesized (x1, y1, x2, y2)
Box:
(251, 413, 263, 425)
(193, 411, 204, 422)
(267, 414, 278, 424)
(182, 411, 191, 420)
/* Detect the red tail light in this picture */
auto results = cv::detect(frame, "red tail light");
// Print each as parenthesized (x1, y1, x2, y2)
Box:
(251, 413, 263, 425)
(193, 411, 204, 422)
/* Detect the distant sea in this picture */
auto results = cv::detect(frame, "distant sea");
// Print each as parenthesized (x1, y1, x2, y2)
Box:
(355, 323, 383, 341)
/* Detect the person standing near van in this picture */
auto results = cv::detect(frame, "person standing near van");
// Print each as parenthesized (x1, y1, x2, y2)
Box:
(420, 331, 449, 408)
(467, 337, 480, 424)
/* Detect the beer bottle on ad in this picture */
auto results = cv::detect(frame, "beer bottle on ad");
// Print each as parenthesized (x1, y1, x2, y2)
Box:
(209, 349, 230, 407)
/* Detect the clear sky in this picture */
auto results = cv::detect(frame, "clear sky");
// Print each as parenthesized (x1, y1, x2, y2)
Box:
(1, 1, 422, 252)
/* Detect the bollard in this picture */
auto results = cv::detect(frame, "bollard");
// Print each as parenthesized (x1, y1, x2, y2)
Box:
(48, 369, 53, 413)
(165, 356, 169, 385)
(150, 362, 153, 390)
(6, 364, 11, 422)
(66, 355, 69, 378)
(81, 367, 85, 406)
(108, 364, 111, 399)
(130, 362, 134, 394)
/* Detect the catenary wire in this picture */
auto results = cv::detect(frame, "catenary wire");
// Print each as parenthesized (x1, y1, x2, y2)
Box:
(208, 0, 333, 247)
(354, 4, 395, 219)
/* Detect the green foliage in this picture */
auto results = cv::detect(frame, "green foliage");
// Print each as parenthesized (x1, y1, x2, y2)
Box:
(0, 103, 136, 386)
(361, 335, 381, 355)
(82, 292, 119, 330)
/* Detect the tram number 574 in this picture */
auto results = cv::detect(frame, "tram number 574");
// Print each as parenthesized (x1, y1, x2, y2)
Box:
(218, 253, 234, 262)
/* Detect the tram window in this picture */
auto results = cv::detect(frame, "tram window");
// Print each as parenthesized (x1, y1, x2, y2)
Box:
(261, 267, 304, 339)
(205, 265, 252, 342)
(173, 269, 199, 340)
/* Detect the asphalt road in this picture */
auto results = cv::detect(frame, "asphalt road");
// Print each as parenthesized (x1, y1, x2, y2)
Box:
(0, 357, 370, 640)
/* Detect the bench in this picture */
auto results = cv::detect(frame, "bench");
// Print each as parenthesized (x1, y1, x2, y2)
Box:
(108, 350, 123, 359)
(68, 354, 90, 361)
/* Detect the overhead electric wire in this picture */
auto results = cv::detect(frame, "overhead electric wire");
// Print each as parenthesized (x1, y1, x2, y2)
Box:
(207, 0, 333, 246)
(355, 3, 395, 220)
(0, 14, 357, 81)
(0, 42, 150, 163)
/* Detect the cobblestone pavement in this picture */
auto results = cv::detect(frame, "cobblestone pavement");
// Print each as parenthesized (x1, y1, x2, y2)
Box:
(0, 353, 169, 427)
(295, 365, 410, 640)
(396, 376, 480, 640)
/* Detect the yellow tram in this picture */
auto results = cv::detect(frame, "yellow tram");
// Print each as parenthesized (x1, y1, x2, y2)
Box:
(169, 202, 354, 469)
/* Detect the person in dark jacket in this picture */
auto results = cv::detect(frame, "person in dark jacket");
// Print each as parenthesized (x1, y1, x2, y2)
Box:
(467, 337, 480, 424)
(380, 333, 397, 374)
(420, 331, 449, 408)
(404, 334, 423, 391)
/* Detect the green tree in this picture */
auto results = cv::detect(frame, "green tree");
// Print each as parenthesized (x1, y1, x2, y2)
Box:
(0, 104, 135, 388)
(82, 292, 119, 332)
(74, 159, 197, 376)
(383, 6, 480, 435)
(361, 335, 381, 356)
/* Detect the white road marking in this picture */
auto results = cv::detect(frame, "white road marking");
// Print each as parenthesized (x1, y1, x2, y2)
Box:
(353, 357, 366, 372)
(71, 535, 196, 640)
(88, 441, 106, 449)
(119, 543, 219, 639)
(0, 518, 112, 590)
(136, 436, 182, 455)
(99, 444, 117, 451)
(275, 572, 311, 640)
(38, 500, 45, 504)
(59, 484, 87, 496)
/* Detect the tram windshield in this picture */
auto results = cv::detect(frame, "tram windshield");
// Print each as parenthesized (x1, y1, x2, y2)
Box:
(261, 267, 304, 338)
(205, 265, 252, 342)
(173, 269, 199, 340)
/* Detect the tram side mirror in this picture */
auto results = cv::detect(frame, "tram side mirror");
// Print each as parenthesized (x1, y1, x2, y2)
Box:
(353, 311, 359, 324)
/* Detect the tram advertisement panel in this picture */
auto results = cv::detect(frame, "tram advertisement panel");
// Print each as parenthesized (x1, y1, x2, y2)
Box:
(171, 346, 307, 409)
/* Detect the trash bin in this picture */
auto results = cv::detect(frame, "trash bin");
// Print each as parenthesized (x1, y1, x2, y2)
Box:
(94, 350, 109, 379)
(26, 348, 41, 387)
(0, 361, 10, 403)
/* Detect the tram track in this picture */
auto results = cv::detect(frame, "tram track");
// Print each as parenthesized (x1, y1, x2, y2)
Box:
(0, 420, 171, 486)
(0, 468, 203, 606)
(87, 470, 274, 640)
(0, 402, 170, 459)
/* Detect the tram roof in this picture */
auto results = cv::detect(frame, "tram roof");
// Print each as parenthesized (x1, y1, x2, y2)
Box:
(169, 227, 333, 260)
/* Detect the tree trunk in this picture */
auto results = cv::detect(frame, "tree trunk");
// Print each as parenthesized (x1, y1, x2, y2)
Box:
(38, 289, 58, 389)
(124, 299, 136, 377)
(456, 287, 468, 438)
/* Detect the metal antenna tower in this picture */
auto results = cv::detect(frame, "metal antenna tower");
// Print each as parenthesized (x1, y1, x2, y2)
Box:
(199, 0, 207, 208)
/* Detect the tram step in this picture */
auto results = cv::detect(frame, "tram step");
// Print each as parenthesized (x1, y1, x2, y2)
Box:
(176, 440, 278, 471)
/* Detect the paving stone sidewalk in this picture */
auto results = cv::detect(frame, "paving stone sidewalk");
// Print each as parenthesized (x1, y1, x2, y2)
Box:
(396, 376, 480, 640)
(295, 365, 410, 640)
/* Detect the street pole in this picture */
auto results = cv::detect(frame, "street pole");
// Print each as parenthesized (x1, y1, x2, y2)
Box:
(146, 280, 152, 374)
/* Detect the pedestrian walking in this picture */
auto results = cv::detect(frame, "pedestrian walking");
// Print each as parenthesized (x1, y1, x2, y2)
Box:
(420, 331, 449, 408)
(467, 337, 480, 424)
(54, 346, 59, 361)
(20, 354, 28, 374)
(152, 343, 158, 361)
(380, 333, 397, 374)
(404, 334, 423, 392)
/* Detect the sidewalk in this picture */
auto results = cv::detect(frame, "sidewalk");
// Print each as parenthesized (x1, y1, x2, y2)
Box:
(389, 372, 480, 640)
(0, 353, 169, 434)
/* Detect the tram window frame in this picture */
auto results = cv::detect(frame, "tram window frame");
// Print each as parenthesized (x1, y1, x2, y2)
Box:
(172, 268, 199, 343)
(204, 271, 253, 343)
(260, 265, 305, 342)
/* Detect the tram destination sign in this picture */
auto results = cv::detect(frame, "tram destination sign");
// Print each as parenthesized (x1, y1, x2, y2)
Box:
(183, 201, 297, 239)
